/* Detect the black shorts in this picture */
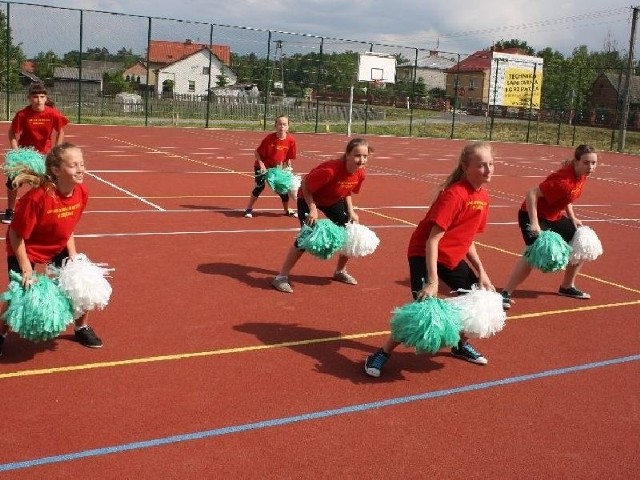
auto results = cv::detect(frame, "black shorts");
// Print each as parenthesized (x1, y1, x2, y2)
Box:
(7, 249, 70, 279)
(295, 197, 349, 227)
(518, 210, 576, 246)
(408, 256, 479, 299)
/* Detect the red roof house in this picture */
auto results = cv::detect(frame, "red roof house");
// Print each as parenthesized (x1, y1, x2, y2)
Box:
(148, 39, 231, 66)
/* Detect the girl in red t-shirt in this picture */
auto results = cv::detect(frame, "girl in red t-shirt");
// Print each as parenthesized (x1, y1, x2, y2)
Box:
(243, 115, 297, 218)
(365, 141, 496, 377)
(272, 138, 370, 293)
(0, 143, 102, 356)
(501, 145, 598, 310)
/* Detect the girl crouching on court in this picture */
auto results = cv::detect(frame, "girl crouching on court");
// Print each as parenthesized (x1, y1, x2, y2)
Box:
(365, 141, 496, 377)
(500, 145, 598, 310)
(0, 143, 102, 356)
(272, 137, 371, 293)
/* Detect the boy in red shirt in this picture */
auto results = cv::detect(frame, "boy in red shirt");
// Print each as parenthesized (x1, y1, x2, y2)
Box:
(4, 82, 68, 224)
(365, 141, 496, 377)
(244, 115, 297, 218)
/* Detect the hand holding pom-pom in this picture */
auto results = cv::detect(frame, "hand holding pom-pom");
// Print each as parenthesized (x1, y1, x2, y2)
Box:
(390, 297, 462, 354)
(265, 168, 295, 195)
(524, 230, 571, 273)
(296, 220, 347, 260)
(1, 271, 73, 341)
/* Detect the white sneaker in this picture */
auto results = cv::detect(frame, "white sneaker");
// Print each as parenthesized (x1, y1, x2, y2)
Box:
(333, 270, 357, 285)
(244, 210, 253, 218)
(272, 276, 293, 293)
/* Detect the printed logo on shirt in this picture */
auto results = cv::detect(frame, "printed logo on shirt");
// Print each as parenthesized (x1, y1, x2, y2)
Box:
(47, 202, 81, 219)
(29, 118, 53, 126)
(467, 200, 487, 211)
(337, 179, 359, 191)
(273, 143, 288, 152)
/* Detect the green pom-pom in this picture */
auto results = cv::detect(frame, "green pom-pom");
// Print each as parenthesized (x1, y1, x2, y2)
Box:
(296, 219, 347, 260)
(265, 168, 293, 195)
(524, 230, 571, 273)
(4, 148, 46, 177)
(1, 271, 74, 341)
(390, 297, 462, 354)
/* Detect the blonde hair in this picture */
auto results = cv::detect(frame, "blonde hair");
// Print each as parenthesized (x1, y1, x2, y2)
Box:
(12, 143, 79, 193)
(441, 141, 493, 189)
(562, 144, 596, 167)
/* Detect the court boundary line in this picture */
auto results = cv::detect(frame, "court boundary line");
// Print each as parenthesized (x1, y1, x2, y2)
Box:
(1, 353, 637, 472)
(85, 172, 165, 211)
(1, 298, 639, 381)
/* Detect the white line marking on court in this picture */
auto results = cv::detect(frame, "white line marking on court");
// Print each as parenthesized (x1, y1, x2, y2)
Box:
(84, 172, 165, 211)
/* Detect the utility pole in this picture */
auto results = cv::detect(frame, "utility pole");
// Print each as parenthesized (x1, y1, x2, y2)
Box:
(618, 6, 639, 152)
(272, 40, 285, 97)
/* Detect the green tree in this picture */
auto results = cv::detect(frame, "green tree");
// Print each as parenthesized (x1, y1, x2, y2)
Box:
(116, 47, 141, 68)
(33, 50, 60, 86)
(102, 70, 129, 95)
(536, 47, 568, 111)
(215, 73, 229, 87)
(0, 10, 26, 92)
(63, 50, 81, 66)
(493, 39, 536, 55)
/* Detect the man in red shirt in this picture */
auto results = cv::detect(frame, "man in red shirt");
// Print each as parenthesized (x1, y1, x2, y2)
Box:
(4, 82, 69, 224)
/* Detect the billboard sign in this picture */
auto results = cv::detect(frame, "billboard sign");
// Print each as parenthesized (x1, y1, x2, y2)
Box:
(488, 52, 544, 108)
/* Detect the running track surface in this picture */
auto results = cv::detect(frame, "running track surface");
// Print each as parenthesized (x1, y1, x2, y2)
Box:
(0, 124, 638, 479)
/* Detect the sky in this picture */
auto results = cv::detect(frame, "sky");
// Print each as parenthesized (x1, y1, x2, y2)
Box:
(8, 0, 637, 58)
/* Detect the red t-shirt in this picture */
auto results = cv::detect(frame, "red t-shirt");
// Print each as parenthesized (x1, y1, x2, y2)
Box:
(11, 105, 69, 154)
(407, 179, 489, 269)
(519, 164, 586, 221)
(255, 132, 296, 168)
(6, 184, 88, 263)
(301, 159, 365, 207)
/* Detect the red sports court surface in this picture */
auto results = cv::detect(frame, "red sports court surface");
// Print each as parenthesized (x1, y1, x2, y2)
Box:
(0, 124, 638, 478)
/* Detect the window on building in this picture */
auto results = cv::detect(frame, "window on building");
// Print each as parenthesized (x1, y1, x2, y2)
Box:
(202, 67, 210, 75)
(188, 81, 196, 92)
(469, 79, 476, 90)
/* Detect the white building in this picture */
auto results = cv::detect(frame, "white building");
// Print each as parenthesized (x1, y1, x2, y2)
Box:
(156, 48, 237, 97)
(397, 51, 456, 91)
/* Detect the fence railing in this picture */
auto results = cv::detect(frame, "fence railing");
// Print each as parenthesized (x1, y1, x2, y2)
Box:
(0, 1, 637, 152)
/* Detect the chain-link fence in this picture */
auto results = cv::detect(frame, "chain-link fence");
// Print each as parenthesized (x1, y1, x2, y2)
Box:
(0, 1, 637, 152)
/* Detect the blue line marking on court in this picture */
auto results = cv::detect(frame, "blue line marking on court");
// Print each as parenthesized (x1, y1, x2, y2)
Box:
(1, 354, 638, 472)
